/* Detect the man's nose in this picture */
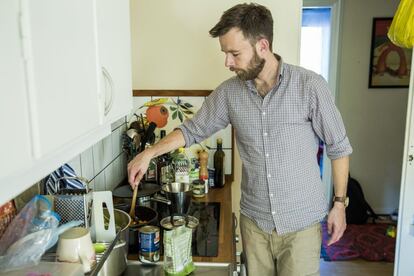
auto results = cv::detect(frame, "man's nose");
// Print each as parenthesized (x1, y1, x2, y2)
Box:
(225, 54, 234, 68)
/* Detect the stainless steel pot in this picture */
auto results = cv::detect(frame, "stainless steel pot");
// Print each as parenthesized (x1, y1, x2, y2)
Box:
(98, 208, 131, 276)
(160, 182, 192, 216)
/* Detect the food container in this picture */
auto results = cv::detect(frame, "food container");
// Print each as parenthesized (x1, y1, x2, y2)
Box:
(191, 180, 205, 198)
(138, 225, 160, 263)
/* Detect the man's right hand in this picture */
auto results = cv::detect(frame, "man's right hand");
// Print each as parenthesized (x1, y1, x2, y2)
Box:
(127, 150, 153, 189)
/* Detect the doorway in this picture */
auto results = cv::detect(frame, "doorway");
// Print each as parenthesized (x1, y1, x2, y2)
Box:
(300, 0, 342, 203)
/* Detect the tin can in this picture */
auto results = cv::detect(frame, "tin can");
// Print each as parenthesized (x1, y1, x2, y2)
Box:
(138, 225, 160, 263)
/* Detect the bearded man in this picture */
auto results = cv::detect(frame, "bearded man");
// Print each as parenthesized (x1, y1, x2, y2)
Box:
(128, 3, 352, 275)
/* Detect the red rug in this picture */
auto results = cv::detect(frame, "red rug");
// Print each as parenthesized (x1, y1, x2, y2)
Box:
(321, 222, 395, 262)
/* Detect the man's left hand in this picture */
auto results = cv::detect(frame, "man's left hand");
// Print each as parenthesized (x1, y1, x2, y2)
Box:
(326, 203, 347, 246)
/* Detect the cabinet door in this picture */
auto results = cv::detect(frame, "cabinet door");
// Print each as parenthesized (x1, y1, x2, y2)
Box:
(96, 0, 133, 123)
(24, 0, 102, 158)
(0, 1, 33, 183)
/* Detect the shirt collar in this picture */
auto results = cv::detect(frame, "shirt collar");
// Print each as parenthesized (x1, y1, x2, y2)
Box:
(245, 53, 284, 94)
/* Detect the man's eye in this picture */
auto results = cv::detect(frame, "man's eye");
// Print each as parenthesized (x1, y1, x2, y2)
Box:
(233, 53, 239, 57)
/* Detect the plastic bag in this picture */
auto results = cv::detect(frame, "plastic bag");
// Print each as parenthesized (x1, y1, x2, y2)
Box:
(0, 195, 60, 272)
(163, 226, 195, 276)
(388, 0, 414, 48)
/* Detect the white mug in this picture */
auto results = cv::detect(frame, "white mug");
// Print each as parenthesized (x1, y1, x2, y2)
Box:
(56, 227, 96, 272)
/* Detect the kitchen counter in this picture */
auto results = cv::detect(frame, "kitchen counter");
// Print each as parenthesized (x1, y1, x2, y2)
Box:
(124, 261, 233, 276)
(127, 183, 236, 265)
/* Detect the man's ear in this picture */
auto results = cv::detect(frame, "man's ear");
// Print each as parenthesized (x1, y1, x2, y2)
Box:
(256, 38, 270, 54)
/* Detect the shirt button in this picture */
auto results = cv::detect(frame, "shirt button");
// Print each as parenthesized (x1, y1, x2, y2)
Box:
(270, 193, 273, 197)
(268, 174, 271, 178)
(264, 132, 268, 136)
(272, 211, 276, 215)
(262, 112, 266, 116)
(265, 153, 269, 157)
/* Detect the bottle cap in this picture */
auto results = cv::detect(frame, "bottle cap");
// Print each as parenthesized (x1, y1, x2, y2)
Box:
(217, 138, 223, 144)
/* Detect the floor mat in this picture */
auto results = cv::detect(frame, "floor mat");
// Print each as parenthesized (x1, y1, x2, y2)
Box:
(321, 222, 396, 262)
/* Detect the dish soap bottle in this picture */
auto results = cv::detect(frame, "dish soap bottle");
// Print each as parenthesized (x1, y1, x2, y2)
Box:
(173, 147, 190, 183)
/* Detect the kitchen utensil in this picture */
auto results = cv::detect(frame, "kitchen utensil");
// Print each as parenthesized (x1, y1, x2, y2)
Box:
(54, 188, 92, 227)
(126, 128, 139, 140)
(98, 208, 131, 276)
(129, 186, 138, 223)
(91, 191, 116, 242)
(140, 122, 157, 152)
(159, 182, 193, 216)
(56, 227, 96, 273)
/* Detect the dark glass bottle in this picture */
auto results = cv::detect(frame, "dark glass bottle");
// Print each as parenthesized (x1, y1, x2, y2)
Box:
(213, 138, 225, 188)
(157, 130, 172, 185)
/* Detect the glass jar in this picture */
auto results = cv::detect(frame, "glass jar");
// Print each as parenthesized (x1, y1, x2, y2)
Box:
(191, 180, 205, 198)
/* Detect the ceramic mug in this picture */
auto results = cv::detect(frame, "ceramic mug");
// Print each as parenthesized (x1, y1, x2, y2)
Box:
(56, 227, 96, 272)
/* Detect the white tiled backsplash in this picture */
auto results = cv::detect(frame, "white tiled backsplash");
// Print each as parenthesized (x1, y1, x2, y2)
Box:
(67, 117, 127, 192)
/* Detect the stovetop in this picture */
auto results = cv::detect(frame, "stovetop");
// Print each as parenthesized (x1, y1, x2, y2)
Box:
(129, 201, 221, 257)
(187, 202, 220, 257)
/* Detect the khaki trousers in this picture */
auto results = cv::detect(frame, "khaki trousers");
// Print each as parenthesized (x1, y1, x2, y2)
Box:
(240, 214, 321, 276)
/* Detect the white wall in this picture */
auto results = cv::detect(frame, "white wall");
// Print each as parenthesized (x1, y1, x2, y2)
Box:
(130, 0, 302, 89)
(338, 0, 407, 214)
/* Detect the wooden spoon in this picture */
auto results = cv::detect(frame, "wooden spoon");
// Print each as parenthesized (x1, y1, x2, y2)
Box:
(129, 185, 138, 225)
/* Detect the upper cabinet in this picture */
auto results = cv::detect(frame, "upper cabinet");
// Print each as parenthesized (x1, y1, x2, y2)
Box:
(0, 0, 132, 205)
(0, 0, 33, 182)
(96, 0, 133, 123)
(23, 0, 103, 157)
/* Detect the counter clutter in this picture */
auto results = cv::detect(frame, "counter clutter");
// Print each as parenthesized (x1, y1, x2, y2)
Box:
(126, 183, 235, 265)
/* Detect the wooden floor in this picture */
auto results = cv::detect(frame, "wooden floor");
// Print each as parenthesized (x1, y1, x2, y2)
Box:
(320, 259, 394, 276)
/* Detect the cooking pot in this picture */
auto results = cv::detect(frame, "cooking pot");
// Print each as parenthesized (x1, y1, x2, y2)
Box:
(158, 182, 193, 216)
(98, 208, 131, 276)
(112, 182, 161, 208)
(127, 205, 159, 253)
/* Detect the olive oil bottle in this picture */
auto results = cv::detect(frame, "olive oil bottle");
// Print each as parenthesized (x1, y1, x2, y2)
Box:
(213, 138, 225, 188)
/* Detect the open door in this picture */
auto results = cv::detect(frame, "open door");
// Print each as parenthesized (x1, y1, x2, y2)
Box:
(394, 52, 414, 276)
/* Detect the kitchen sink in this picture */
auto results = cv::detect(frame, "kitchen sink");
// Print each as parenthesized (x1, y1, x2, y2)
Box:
(123, 261, 234, 276)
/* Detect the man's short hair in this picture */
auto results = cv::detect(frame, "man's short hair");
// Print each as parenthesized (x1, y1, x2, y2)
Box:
(209, 3, 273, 50)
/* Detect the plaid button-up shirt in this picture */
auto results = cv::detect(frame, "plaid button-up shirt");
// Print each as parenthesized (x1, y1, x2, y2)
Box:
(177, 57, 352, 234)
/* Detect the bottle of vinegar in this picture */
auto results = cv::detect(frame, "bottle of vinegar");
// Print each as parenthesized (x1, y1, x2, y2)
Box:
(213, 138, 225, 188)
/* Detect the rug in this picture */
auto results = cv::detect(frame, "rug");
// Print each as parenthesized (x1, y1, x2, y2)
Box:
(321, 222, 395, 262)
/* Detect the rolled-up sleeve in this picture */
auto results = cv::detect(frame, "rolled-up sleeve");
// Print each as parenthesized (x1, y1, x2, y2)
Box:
(309, 75, 353, 159)
(176, 84, 230, 147)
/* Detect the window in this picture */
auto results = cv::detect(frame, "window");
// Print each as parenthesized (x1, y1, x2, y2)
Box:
(300, 8, 332, 81)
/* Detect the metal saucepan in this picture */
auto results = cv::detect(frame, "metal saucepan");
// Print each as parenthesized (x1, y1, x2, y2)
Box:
(112, 182, 163, 208)
(127, 205, 159, 253)
(98, 208, 131, 276)
(156, 182, 193, 216)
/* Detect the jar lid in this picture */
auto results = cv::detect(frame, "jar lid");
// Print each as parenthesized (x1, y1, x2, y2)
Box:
(160, 215, 199, 230)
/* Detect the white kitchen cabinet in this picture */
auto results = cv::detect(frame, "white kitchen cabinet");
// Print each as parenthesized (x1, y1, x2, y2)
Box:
(96, 0, 133, 123)
(0, 0, 134, 205)
(0, 0, 33, 185)
(23, 0, 103, 157)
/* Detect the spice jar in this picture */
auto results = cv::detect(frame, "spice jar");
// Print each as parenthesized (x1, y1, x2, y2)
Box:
(191, 179, 205, 198)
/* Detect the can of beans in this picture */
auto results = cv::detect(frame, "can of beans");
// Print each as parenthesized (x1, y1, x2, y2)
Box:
(138, 225, 160, 263)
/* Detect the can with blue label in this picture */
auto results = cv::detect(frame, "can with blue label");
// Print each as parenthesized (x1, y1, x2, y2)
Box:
(138, 225, 160, 263)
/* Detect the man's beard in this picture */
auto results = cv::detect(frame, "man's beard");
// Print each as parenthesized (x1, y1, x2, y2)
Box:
(231, 50, 265, 81)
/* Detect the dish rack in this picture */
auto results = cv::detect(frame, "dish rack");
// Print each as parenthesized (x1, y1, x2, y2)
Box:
(41, 231, 121, 276)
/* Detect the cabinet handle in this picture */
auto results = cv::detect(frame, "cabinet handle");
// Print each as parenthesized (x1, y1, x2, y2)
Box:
(102, 67, 114, 116)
